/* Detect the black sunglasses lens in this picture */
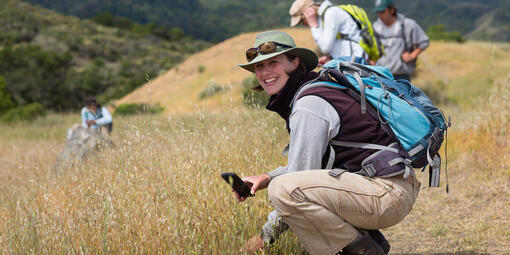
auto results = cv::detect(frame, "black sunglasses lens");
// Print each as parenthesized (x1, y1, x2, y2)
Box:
(246, 48, 258, 62)
(245, 42, 292, 62)
(259, 42, 277, 54)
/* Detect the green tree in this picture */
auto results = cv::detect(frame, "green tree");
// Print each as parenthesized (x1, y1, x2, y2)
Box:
(0, 75, 15, 114)
(0, 45, 72, 110)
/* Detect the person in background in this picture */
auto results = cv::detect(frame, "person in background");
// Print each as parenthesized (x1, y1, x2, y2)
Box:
(235, 30, 420, 254)
(81, 97, 112, 135)
(372, 0, 429, 81)
(289, 0, 366, 65)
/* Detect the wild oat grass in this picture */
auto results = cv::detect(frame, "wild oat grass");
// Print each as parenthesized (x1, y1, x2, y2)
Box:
(1, 80, 510, 254)
(0, 110, 302, 254)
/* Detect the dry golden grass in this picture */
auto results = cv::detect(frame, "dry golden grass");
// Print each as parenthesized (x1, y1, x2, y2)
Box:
(1, 75, 510, 253)
(415, 41, 510, 109)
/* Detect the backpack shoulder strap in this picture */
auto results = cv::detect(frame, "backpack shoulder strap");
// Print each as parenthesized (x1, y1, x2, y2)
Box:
(320, 5, 356, 42)
(319, 5, 332, 26)
(399, 15, 411, 52)
(338, 5, 366, 29)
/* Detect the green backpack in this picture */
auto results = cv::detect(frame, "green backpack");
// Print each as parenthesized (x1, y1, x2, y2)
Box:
(321, 4, 385, 62)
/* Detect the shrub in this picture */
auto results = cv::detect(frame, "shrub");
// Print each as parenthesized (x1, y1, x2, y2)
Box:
(241, 75, 268, 108)
(242, 90, 269, 108)
(199, 80, 229, 99)
(427, 24, 466, 43)
(142, 103, 165, 114)
(1, 103, 46, 122)
(114, 103, 139, 115)
(114, 103, 165, 115)
(242, 75, 259, 89)
(91, 12, 133, 30)
(169, 27, 184, 40)
(198, 65, 206, 73)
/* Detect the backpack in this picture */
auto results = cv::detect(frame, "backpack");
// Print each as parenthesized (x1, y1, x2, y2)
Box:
(293, 56, 451, 189)
(321, 4, 385, 62)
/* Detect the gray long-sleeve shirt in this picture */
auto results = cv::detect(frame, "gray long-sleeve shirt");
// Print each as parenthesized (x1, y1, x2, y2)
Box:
(374, 13, 430, 76)
(261, 95, 340, 242)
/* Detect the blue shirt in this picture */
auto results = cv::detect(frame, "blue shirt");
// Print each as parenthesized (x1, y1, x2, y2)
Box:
(81, 106, 112, 129)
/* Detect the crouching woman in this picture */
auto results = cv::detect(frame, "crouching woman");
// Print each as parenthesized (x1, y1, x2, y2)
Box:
(234, 30, 421, 255)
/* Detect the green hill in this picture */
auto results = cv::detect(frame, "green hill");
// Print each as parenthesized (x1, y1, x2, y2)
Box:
(19, 0, 510, 42)
(0, 0, 210, 111)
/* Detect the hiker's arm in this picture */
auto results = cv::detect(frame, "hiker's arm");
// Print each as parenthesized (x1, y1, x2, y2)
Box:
(410, 19, 430, 51)
(310, 9, 339, 55)
(81, 108, 89, 128)
(267, 96, 340, 179)
(401, 18, 429, 63)
(401, 47, 423, 63)
(96, 107, 112, 125)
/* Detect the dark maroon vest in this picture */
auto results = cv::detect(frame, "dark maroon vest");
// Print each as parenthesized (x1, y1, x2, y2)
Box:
(294, 86, 397, 172)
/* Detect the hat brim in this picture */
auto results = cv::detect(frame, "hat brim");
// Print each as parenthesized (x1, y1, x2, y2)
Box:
(237, 47, 318, 73)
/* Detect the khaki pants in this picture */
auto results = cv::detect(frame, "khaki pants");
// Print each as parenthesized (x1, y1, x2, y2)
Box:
(268, 170, 420, 255)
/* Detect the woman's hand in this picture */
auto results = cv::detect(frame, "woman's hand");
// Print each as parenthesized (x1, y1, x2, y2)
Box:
(303, 6, 318, 28)
(233, 173, 271, 202)
(318, 55, 332, 65)
(86, 120, 96, 126)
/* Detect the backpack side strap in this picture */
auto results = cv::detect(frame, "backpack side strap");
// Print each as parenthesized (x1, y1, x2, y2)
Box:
(330, 140, 414, 179)
(330, 140, 398, 153)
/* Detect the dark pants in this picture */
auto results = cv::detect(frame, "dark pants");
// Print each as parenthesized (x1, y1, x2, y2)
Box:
(394, 74, 411, 82)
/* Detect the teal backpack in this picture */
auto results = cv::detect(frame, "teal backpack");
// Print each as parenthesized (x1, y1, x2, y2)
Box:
(294, 56, 451, 190)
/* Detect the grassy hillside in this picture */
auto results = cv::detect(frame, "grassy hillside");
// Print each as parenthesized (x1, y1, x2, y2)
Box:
(114, 28, 318, 114)
(414, 41, 510, 109)
(116, 28, 510, 115)
(0, 0, 210, 111)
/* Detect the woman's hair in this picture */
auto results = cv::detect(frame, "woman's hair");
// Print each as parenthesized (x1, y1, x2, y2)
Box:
(283, 53, 309, 87)
(85, 97, 101, 108)
(284, 53, 307, 76)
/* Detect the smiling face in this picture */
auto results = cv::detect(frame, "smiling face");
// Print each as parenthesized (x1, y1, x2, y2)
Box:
(254, 54, 300, 95)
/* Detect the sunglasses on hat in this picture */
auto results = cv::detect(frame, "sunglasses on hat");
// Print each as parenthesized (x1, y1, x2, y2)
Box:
(245, 41, 293, 62)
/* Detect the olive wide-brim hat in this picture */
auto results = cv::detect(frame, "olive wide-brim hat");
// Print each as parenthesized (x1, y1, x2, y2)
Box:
(238, 31, 318, 73)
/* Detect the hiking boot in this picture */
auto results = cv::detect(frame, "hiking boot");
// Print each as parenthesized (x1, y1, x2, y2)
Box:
(366, 230, 390, 254)
(341, 231, 385, 255)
